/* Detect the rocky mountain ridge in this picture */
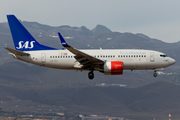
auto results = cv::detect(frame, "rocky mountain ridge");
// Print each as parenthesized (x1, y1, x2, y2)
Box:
(0, 21, 179, 119)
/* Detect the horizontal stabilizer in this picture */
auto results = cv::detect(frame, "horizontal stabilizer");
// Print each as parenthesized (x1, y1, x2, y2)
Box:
(5, 47, 30, 56)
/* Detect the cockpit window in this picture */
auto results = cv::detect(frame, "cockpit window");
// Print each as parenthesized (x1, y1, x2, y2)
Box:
(160, 54, 168, 57)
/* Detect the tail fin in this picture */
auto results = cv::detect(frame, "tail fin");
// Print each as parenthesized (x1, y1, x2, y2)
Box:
(7, 15, 57, 51)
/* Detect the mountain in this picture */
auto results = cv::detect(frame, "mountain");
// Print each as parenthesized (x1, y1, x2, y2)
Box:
(91, 24, 112, 34)
(71, 81, 180, 113)
(0, 21, 179, 86)
(136, 33, 152, 40)
(1, 21, 179, 59)
(0, 21, 180, 119)
(75, 26, 93, 36)
(0, 21, 179, 84)
(0, 79, 179, 119)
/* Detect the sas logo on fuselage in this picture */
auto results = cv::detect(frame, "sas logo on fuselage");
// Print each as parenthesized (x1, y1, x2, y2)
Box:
(16, 41, 35, 49)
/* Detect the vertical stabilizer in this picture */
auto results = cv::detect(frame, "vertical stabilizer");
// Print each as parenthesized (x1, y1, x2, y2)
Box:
(7, 15, 57, 51)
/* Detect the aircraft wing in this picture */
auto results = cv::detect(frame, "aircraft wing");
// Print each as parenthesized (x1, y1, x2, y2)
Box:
(58, 33, 104, 69)
(5, 47, 30, 56)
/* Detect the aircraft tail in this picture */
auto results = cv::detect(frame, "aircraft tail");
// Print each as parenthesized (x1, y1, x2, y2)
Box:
(7, 15, 57, 51)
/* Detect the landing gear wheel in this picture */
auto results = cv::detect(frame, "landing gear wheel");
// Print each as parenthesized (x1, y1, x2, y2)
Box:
(153, 72, 157, 77)
(88, 72, 94, 80)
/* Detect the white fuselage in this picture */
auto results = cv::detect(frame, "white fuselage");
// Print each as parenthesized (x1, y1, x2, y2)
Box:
(6, 15, 176, 79)
(14, 49, 176, 71)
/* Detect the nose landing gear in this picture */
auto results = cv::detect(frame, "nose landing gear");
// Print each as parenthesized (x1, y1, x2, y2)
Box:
(153, 71, 157, 77)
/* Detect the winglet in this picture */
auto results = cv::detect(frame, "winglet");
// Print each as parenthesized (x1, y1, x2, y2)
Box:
(58, 32, 70, 47)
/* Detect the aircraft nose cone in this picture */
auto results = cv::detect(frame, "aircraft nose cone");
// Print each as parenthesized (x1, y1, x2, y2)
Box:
(170, 58, 176, 65)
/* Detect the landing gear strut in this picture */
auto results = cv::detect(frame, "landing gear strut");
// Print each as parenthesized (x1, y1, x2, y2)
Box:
(153, 71, 157, 77)
(88, 71, 94, 80)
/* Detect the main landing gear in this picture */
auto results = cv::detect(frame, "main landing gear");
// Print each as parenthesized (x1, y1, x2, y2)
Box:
(153, 71, 157, 77)
(88, 71, 94, 80)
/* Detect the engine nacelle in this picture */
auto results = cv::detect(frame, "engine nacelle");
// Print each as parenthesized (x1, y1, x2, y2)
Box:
(104, 61, 123, 75)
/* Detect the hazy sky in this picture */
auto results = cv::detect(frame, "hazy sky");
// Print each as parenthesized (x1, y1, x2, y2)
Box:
(1, 0, 180, 43)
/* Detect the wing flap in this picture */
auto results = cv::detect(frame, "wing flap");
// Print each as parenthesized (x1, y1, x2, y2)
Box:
(5, 47, 30, 56)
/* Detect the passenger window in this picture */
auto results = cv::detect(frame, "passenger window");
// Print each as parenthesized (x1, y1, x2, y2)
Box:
(50, 56, 52, 58)
(144, 55, 146, 57)
(131, 55, 133, 57)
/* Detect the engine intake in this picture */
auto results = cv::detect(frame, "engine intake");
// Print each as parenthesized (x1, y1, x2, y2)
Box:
(104, 61, 123, 75)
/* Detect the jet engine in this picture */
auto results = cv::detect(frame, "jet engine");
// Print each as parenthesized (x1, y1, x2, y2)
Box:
(104, 61, 123, 75)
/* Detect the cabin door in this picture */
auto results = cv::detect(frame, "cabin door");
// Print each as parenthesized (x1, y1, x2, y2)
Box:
(41, 53, 46, 63)
(150, 52, 155, 62)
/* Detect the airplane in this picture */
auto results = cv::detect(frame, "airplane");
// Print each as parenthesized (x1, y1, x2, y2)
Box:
(5, 15, 176, 80)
